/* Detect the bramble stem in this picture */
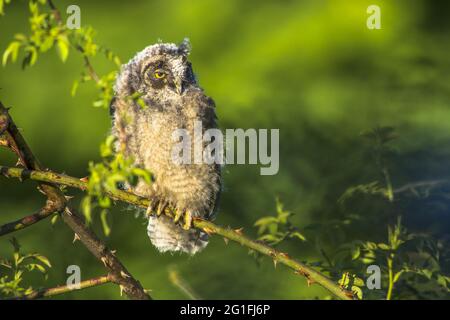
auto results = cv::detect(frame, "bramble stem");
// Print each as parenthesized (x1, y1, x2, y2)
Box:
(16, 275, 111, 300)
(0, 165, 355, 300)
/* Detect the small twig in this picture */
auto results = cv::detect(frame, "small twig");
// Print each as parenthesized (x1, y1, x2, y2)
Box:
(81, 52, 100, 83)
(393, 179, 448, 194)
(168, 266, 201, 300)
(0, 165, 355, 300)
(15, 274, 111, 300)
(47, 0, 62, 24)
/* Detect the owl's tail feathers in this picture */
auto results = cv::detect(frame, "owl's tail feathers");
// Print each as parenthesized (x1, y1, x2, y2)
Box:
(147, 215, 208, 255)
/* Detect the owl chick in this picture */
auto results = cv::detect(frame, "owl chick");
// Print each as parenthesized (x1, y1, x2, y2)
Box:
(111, 39, 221, 255)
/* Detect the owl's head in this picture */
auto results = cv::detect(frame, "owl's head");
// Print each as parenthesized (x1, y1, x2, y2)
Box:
(114, 38, 198, 106)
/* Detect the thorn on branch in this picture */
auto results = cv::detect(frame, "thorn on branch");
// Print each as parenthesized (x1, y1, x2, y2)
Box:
(37, 185, 46, 194)
(202, 227, 215, 235)
(234, 227, 244, 235)
(279, 252, 290, 259)
(73, 233, 80, 243)
(15, 158, 25, 167)
(101, 256, 108, 267)
(294, 268, 314, 286)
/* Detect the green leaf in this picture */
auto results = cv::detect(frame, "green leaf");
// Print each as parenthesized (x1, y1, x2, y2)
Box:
(40, 35, 54, 52)
(98, 196, 111, 208)
(377, 243, 390, 250)
(24, 46, 38, 66)
(361, 257, 375, 264)
(100, 210, 111, 236)
(258, 234, 280, 243)
(56, 36, 69, 63)
(353, 277, 365, 287)
(28, 1, 38, 15)
(254, 217, 278, 227)
(338, 273, 350, 287)
(351, 286, 363, 300)
(290, 231, 307, 242)
(50, 214, 59, 225)
(81, 196, 92, 224)
(365, 242, 377, 250)
(33, 254, 51, 268)
(71, 80, 79, 97)
(436, 275, 449, 289)
(29, 263, 46, 273)
(100, 135, 115, 157)
(393, 270, 404, 283)
(421, 269, 433, 280)
(132, 168, 153, 184)
(351, 246, 361, 260)
(93, 100, 104, 108)
(2, 41, 21, 66)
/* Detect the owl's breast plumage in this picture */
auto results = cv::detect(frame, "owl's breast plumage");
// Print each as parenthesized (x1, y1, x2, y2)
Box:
(118, 93, 220, 218)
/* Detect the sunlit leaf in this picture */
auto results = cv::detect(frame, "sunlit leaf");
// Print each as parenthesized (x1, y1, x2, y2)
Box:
(56, 35, 69, 62)
(2, 41, 21, 66)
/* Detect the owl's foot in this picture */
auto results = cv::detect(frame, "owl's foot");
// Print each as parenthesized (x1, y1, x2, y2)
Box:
(146, 196, 169, 217)
(172, 208, 192, 230)
(182, 210, 192, 230)
(145, 197, 192, 230)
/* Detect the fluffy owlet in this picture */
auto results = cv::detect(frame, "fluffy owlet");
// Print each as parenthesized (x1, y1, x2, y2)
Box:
(111, 39, 221, 255)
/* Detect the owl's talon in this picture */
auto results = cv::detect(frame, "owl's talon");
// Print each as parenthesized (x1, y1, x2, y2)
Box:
(146, 197, 159, 217)
(173, 208, 184, 223)
(157, 201, 167, 216)
(182, 211, 192, 230)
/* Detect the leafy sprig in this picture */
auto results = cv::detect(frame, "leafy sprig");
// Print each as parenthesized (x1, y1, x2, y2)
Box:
(0, 237, 51, 298)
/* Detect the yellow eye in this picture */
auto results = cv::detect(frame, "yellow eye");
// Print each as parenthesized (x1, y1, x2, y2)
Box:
(154, 70, 165, 79)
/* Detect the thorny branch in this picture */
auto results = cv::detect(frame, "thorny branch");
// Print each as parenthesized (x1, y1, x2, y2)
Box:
(15, 274, 112, 300)
(0, 101, 151, 300)
(0, 164, 355, 300)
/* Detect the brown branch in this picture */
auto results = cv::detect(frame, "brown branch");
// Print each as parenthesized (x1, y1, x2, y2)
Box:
(81, 52, 101, 83)
(15, 274, 112, 300)
(0, 200, 60, 236)
(0, 165, 355, 300)
(0, 101, 151, 300)
(47, 0, 62, 24)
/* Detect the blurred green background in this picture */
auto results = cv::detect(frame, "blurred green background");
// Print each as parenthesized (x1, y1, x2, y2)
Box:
(1, 0, 450, 299)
